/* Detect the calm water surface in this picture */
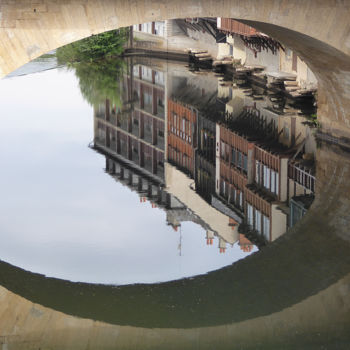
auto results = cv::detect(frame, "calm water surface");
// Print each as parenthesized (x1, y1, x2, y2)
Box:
(1, 56, 350, 349)
(0, 62, 255, 285)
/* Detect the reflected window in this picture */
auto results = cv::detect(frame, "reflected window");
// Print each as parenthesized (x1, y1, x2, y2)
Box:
(239, 191, 243, 208)
(221, 141, 225, 159)
(243, 154, 248, 173)
(231, 149, 236, 165)
(255, 210, 262, 234)
(263, 215, 270, 240)
(247, 204, 254, 226)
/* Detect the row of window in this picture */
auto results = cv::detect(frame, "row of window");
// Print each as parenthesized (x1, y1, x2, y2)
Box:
(168, 146, 192, 171)
(255, 161, 279, 196)
(220, 141, 229, 162)
(170, 113, 192, 144)
(232, 148, 248, 172)
(220, 141, 248, 173)
(131, 146, 164, 165)
(219, 178, 271, 240)
(220, 179, 244, 210)
(98, 122, 165, 151)
(132, 65, 165, 86)
(170, 127, 192, 144)
(141, 92, 164, 107)
(133, 22, 165, 37)
(247, 204, 270, 240)
(173, 113, 190, 132)
(200, 130, 215, 154)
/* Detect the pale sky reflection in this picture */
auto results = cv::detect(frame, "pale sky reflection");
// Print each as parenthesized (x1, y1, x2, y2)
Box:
(0, 67, 256, 285)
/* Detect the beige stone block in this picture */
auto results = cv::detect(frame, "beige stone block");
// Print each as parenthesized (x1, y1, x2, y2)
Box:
(46, 3, 61, 13)
(21, 11, 40, 20)
(0, 19, 16, 28)
(31, 3, 48, 12)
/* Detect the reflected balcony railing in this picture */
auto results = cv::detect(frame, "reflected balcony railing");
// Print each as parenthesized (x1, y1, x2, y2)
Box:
(288, 162, 315, 192)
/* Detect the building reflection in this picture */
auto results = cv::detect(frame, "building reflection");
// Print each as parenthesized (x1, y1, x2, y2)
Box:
(92, 57, 317, 253)
(215, 76, 316, 246)
(93, 59, 209, 234)
(94, 59, 165, 179)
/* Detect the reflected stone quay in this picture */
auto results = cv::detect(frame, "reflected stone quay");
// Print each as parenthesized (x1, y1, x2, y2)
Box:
(1, 1, 350, 349)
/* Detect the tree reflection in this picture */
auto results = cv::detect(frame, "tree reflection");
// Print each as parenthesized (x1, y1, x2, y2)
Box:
(68, 58, 126, 108)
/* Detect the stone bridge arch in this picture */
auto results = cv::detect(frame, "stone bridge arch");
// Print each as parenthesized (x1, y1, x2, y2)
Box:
(1, 1, 350, 348)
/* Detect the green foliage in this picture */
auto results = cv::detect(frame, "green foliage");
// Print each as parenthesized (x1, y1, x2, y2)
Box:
(56, 28, 128, 64)
(302, 113, 320, 128)
(71, 58, 126, 107)
(55, 28, 128, 107)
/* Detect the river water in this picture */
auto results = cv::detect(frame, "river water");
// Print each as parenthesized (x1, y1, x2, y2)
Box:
(0, 56, 350, 349)
(1, 59, 258, 285)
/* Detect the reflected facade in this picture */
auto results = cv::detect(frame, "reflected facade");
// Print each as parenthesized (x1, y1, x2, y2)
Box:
(1, 55, 350, 350)
(93, 57, 317, 252)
